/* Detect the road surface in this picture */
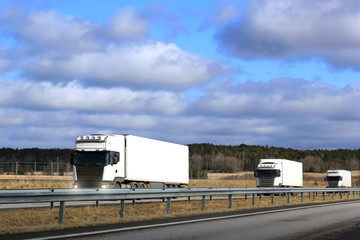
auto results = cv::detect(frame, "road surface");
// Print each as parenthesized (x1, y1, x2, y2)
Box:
(14, 200, 360, 240)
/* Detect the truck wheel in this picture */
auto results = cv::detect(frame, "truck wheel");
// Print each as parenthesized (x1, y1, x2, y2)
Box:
(115, 183, 121, 189)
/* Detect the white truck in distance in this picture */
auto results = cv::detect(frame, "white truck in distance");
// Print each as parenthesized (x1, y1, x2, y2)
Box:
(254, 159, 303, 188)
(71, 134, 189, 189)
(325, 170, 352, 188)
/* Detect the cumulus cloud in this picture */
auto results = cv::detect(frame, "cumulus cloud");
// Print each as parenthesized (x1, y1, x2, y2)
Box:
(99, 7, 149, 41)
(217, 0, 360, 69)
(0, 80, 187, 115)
(22, 42, 228, 90)
(0, 7, 228, 90)
(0, 8, 100, 54)
(188, 78, 360, 120)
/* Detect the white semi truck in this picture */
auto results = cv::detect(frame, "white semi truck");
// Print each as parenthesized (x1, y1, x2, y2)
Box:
(254, 159, 303, 188)
(71, 134, 189, 189)
(325, 170, 352, 188)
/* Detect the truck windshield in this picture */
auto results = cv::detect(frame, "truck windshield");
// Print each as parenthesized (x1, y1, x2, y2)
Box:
(73, 151, 115, 166)
(326, 176, 342, 181)
(255, 169, 280, 178)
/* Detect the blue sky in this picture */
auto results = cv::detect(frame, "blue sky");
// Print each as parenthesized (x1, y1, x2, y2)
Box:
(1, 0, 360, 149)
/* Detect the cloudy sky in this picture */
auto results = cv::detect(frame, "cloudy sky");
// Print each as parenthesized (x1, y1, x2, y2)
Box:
(1, 0, 360, 150)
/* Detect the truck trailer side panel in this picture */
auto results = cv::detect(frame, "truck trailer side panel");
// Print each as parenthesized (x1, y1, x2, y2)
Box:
(125, 135, 189, 185)
(281, 160, 303, 187)
(341, 170, 352, 187)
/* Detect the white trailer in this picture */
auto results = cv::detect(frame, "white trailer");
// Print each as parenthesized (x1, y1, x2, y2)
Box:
(254, 159, 303, 188)
(71, 134, 189, 189)
(326, 170, 352, 188)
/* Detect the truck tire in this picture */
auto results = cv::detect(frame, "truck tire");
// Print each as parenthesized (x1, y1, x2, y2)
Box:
(115, 183, 121, 189)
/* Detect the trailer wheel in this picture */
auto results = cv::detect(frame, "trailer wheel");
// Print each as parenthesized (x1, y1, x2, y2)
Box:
(139, 183, 145, 189)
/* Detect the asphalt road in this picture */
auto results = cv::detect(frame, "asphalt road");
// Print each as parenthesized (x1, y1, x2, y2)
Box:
(57, 200, 360, 240)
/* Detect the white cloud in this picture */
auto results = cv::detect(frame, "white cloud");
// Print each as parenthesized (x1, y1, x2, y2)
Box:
(0, 8, 228, 90)
(104, 7, 149, 41)
(23, 42, 228, 90)
(188, 78, 360, 121)
(0, 80, 187, 115)
(217, 0, 360, 69)
(1, 8, 100, 53)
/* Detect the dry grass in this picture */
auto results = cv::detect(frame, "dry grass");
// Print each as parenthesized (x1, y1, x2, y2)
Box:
(0, 190, 357, 235)
(0, 172, 356, 235)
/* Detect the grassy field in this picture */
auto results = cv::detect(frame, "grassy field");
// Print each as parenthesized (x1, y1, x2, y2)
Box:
(0, 170, 334, 189)
(0, 172, 359, 235)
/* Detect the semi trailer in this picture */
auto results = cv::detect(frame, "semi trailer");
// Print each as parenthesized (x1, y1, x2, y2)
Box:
(254, 159, 303, 188)
(325, 170, 352, 188)
(71, 134, 189, 189)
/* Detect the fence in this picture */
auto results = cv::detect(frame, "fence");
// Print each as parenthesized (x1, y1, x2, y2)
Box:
(0, 163, 243, 180)
(1, 187, 360, 224)
(0, 162, 72, 179)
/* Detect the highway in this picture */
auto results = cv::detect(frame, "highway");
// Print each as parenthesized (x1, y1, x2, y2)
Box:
(19, 200, 360, 240)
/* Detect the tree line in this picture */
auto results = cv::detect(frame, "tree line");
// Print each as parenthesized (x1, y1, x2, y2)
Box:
(1, 144, 360, 173)
(189, 144, 360, 172)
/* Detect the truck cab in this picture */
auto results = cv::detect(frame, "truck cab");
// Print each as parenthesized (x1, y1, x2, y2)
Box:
(71, 134, 125, 189)
(254, 161, 281, 187)
(325, 170, 351, 188)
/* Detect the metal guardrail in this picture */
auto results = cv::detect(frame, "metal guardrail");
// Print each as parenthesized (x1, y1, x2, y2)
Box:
(1, 187, 360, 224)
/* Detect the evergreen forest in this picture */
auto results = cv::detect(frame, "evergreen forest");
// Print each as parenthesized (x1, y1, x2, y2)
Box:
(0, 144, 360, 173)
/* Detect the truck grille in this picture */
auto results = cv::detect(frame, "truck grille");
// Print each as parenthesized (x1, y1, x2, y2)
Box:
(76, 166, 103, 188)
(258, 178, 275, 187)
(327, 180, 338, 188)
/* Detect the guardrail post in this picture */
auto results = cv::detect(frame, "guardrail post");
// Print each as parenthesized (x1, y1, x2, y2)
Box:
(188, 196, 191, 202)
(58, 201, 65, 225)
(202, 196, 206, 211)
(301, 192, 303, 203)
(120, 200, 125, 218)
(210, 195, 213, 201)
(245, 194, 247, 201)
(287, 193, 290, 203)
(259, 194, 261, 200)
(50, 202, 54, 210)
(353, 191, 355, 198)
(96, 200, 99, 207)
(167, 197, 171, 214)
(252, 194, 255, 206)
(322, 192, 325, 201)
(132, 199, 136, 205)
(313, 192, 316, 201)
(340, 192, 343, 199)
(347, 191, 350, 199)
(271, 193, 274, 205)
(332, 192, 335, 200)
(229, 195, 232, 209)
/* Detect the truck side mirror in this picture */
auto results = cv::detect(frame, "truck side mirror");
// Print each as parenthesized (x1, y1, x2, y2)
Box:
(113, 153, 119, 164)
